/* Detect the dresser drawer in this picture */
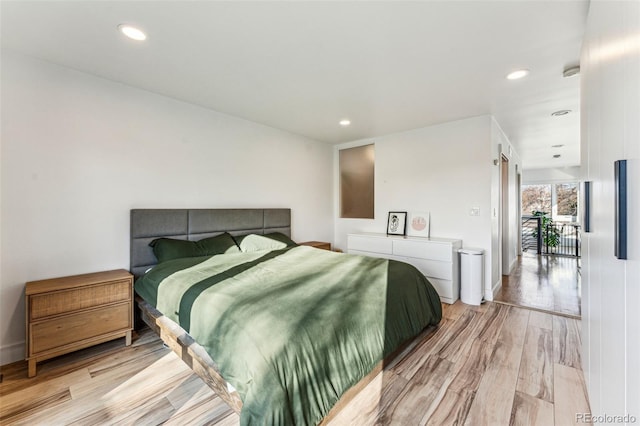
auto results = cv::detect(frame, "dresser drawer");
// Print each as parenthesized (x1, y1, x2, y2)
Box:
(347, 233, 460, 304)
(347, 235, 393, 254)
(427, 277, 454, 299)
(348, 249, 406, 262)
(392, 239, 452, 261)
(30, 279, 131, 320)
(30, 302, 131, 354)
(407, 258, 453, 280)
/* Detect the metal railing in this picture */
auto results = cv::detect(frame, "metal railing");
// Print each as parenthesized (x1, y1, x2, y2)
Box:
(522, 216, 542, 253)
(521, 216, 581, 257)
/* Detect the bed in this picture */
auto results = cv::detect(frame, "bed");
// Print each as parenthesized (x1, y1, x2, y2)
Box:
(131, 208, 442, 425)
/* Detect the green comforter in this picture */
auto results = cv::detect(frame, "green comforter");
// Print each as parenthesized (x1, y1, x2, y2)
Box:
(135, 246, 442, 425)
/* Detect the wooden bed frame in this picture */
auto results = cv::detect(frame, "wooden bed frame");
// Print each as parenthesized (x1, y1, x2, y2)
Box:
(136, 296, 432, 424)
(136, 296, 243, 412)
(130, 208, 435, 423)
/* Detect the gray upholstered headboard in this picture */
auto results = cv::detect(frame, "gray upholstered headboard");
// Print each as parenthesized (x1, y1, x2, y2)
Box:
(130, 208, 291, 278)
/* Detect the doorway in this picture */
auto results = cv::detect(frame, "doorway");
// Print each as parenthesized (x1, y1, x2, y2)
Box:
(516, 171, 522, 256)
(501, 156, 510, 275)
(494, 180, 582, 318)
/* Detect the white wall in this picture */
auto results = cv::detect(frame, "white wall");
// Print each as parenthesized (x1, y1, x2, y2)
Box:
(333, 115, 521, 301)
(0, 51, 334, 364)
(581, 0, 639, 422)
(522, 166, 582, 184)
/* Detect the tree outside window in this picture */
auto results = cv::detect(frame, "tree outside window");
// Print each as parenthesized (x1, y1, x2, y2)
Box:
(521, 182, 578, 223)
(556, 183, 578, 218)
(522, 184, 551, 216)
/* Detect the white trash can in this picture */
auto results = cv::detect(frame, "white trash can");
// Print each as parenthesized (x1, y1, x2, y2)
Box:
(459, 248, 484, 305)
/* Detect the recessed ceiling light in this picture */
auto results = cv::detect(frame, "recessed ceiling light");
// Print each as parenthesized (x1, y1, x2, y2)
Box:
(506, 69, 530, 80)
(551, 110, 571, 116)
(551, 144, 565, 148)
(339, 119, 351, 127)
(553, 154, 562, 158)
(118, 24, 147, 41)
(563, 66, 580, 78)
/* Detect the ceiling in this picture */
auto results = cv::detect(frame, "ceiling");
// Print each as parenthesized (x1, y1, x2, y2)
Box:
(0, 1, 588, 170)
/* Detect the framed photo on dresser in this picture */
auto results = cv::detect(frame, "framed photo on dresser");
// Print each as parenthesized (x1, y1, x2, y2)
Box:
(408, 211, 430, 237)
(386, 211, 407, 236)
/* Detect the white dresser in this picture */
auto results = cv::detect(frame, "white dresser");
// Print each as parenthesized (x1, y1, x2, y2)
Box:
(347, 232, 462, 304)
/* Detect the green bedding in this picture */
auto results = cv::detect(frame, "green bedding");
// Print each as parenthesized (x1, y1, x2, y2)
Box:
(135, 246, 442, 425)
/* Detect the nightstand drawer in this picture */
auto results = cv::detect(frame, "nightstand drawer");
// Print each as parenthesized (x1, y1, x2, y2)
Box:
(25, 269, 133, 377)
(299, 241, 332, 251)
(30, 302, 131, 354)
(30, 279, 131, 320)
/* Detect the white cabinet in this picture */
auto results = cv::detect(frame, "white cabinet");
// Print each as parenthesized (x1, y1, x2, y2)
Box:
(347, 233, 462, 304)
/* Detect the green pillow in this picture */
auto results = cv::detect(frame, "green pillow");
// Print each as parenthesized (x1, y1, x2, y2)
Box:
(198, 233, 242, 255)
(150, 232, 240, 263)
(235, 233, 297, 253)
(149, 238, 199, 263)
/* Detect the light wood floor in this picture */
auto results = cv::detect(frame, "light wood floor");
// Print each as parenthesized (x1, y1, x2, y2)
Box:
(0, 301, 590, 425)
(495, 254, 581, 318)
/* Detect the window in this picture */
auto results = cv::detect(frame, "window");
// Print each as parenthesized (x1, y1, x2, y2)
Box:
(339, 144, 375, 219)
(555, 182, 578, 221)
(522, 184, 552, 216)
(521, 182, 579, 222)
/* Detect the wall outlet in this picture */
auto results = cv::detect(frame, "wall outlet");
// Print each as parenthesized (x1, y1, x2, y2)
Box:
(470, 207, 480, 216)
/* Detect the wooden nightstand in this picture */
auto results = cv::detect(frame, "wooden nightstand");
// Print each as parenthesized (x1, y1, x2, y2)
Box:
(299, 241, 332, 251)
(25, 269, 133, 377)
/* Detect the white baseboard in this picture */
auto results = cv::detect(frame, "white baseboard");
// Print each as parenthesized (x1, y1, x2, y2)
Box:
(493, 279, 502, 297)
(1, 341, 25, 366)
(486, 278, 502, 302)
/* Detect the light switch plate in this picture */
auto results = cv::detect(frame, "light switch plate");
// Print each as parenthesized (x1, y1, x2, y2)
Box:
(470, 207, 480, 216)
